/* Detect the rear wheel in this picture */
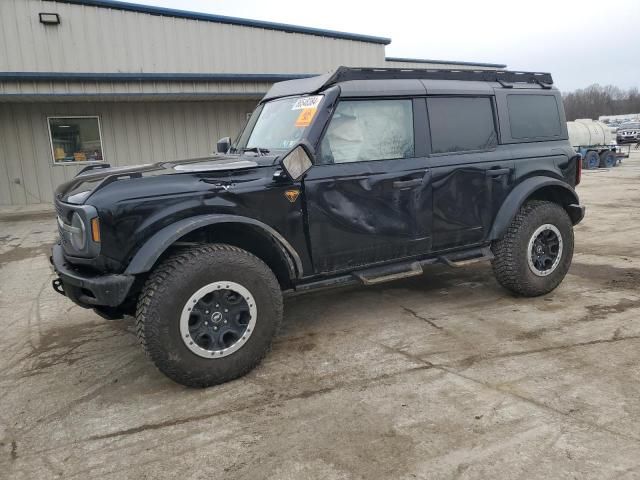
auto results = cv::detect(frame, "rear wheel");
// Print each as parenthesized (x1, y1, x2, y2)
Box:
(599, 150, 616, 168)
(491, 201, 574, 297)
(136, 244, 282, 387)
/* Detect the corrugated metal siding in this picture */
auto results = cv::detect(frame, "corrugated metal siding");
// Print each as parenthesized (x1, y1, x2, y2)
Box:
(0, 100, 256, 205)
(383, 60, 499, 70)
(0, 0, 386, 75)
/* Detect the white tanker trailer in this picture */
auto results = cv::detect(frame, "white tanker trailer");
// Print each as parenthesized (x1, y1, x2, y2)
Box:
(567, 119, 623, 169)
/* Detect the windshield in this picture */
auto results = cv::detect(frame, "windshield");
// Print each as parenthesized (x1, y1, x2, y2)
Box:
(234, 95, 323, 152)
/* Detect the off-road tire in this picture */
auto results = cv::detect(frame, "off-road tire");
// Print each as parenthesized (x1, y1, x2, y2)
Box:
(136, 244, 282, 388)
(491, 200, 574, 297)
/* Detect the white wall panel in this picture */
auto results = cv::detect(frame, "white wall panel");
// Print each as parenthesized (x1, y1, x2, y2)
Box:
(0, 0, 386, 75)
(0, 100, 256, 205)
(383, 60, 500, 70)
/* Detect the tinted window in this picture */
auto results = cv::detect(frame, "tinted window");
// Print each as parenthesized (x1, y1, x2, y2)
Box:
(320, 99, 414, 163)
(427, 97, 497, 153)
(507, 94, 562, 139)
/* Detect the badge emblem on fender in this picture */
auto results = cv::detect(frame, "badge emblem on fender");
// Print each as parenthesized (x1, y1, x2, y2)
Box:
(284, 189, 300, 203)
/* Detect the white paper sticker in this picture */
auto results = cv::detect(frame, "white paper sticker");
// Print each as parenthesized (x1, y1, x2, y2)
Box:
(292, 95, 323, 110)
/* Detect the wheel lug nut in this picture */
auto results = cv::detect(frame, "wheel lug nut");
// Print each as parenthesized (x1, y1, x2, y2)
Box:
(205, 310, 209, 314)
(223, 320, 227, 324)
(224, 309, 228, 313)
(214, 326, 218, 330)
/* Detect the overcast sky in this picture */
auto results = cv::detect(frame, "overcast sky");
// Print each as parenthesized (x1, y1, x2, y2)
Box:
(129, 0, 639, 92)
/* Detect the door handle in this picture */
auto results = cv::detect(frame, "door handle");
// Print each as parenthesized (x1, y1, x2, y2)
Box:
(393, 178, 422, 189)
(487, 168, 511, 177)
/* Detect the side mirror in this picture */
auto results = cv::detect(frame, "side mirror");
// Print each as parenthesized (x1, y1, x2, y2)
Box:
(216, 137, 231, 154)
(281, 144, 313, 181)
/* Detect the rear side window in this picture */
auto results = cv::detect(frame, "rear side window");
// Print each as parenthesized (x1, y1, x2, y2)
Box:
(427, 97, 497, 154)
(507, 94, 562, 139)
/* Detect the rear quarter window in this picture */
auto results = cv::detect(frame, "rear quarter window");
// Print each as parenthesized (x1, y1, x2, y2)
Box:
(427, 97, 497, 154)
(507, 94, 562, 139)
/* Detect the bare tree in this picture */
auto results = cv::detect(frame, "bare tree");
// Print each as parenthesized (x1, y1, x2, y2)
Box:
(562, 85, 640, 121)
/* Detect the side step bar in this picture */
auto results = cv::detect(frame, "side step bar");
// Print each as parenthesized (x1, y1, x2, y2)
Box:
(355, 261, 424, 285)
(289, 246, 495, 295)
(440, 247, 494, 268)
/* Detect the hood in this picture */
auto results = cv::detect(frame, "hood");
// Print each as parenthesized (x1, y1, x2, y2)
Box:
(56, 153, 280, 204)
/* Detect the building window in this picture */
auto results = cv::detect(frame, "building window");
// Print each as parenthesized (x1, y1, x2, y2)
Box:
(48, 116, 105, 164)
(427, 97, 497, 154)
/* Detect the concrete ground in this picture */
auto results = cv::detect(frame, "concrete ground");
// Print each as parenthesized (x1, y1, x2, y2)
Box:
(2, 152, 640, 480)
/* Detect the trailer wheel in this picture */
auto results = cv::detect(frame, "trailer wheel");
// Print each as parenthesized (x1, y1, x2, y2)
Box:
(599, 150, 616, 168)
(583, 151, 600, 170)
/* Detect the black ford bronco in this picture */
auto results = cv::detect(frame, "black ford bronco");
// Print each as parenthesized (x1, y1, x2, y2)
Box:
(51, 67, 585, 387)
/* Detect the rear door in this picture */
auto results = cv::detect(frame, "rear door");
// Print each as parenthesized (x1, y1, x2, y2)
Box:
(426, 95, 514, 250)
(303, 98, 432, 274)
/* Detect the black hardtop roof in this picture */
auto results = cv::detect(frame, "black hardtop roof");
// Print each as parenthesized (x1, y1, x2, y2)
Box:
(262, 66, 554, 101)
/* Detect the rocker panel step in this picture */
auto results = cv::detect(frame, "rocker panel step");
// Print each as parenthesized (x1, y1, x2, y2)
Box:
(440, 247, 494, 268)
(354, 261, 424, 285)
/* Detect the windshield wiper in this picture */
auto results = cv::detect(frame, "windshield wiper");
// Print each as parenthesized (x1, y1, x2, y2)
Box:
(242, 147, 270, 155)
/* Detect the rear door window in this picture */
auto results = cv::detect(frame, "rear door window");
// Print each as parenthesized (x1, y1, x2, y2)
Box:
(427, 97, 497, 154)
(507, 94, 562, 139)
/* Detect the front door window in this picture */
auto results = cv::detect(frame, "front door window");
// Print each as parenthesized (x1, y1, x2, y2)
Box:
(319, 99, 414, 164)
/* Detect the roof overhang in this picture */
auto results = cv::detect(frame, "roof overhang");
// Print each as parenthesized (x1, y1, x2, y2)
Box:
(0, 72, 316, 102)
(0, 72, 316, 83)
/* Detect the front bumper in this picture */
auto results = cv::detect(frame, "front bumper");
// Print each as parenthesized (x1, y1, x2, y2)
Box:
(50, 243, 134, 308)
(617, 136, 639, 144)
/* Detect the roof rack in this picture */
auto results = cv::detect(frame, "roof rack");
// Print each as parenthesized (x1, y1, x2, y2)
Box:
(323, 67, 554, 89)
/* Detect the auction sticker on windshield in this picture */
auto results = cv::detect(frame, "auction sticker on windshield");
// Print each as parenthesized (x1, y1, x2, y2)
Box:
(292, 96, 323, 110)
(295, 108, 317, 127)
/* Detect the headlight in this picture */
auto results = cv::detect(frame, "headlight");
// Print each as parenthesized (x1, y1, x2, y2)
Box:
(70, 212, 86, 250)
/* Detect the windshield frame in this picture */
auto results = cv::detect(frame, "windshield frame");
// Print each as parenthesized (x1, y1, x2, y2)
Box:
(232, 95, 324, 153)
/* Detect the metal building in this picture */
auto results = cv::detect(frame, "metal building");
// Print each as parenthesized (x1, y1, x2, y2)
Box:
(0, 0, 506, 206)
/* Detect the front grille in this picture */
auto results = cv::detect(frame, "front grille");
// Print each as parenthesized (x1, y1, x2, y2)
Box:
(54, 198, 75, 221)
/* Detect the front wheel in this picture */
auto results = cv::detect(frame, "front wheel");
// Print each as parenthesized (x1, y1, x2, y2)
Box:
(136, 244, 283, 387)
(491, 200, 574, 297)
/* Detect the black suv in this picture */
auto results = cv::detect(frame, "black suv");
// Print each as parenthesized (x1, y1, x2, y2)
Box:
(51, 67, 585, 387)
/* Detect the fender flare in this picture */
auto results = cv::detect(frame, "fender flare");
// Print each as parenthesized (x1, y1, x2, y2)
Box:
(124, 214, 303, 278)
(489, 177, 582, 241)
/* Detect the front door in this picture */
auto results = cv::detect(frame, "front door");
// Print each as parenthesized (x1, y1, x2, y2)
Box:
(303, 98, 432, 274)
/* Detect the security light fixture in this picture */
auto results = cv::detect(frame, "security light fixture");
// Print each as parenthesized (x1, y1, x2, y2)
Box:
(39, 13, 60, 25)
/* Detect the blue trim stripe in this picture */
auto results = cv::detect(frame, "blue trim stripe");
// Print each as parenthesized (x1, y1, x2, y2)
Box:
(386, 57, 507, 69)
(46, 0, 392, 45)
(0, 92, 266, 99)
(0, 72, 317, 82)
